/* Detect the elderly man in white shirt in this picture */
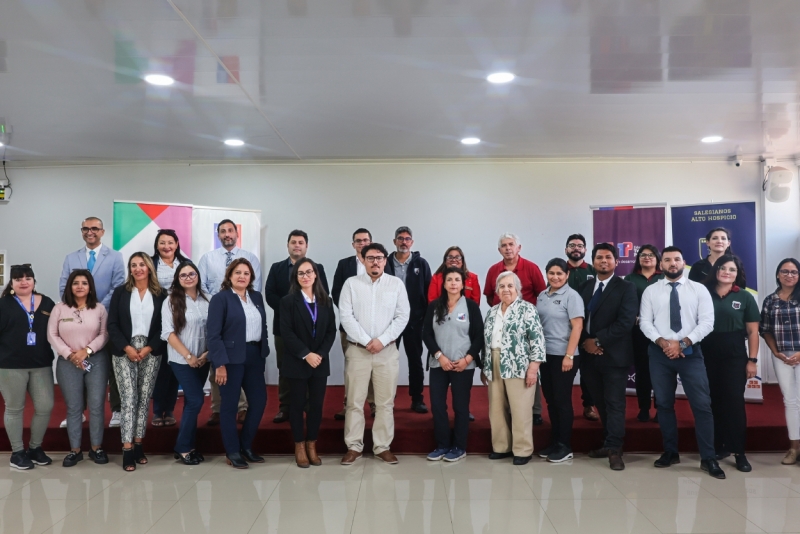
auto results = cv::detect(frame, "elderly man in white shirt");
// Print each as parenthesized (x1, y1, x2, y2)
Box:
(339, 243, 410, 465)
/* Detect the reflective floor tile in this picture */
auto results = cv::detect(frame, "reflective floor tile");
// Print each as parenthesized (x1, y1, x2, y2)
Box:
(601, 469, 715, 500)
(270, 464, 363, 501)
(360, 471, 447, 501)
(631, 497, 765, 533)
(363, 454, 444, 475)
(718, 497, 800, 533)
(541, 498, 661, 534)
(526, 471, 625, 500)
(351, 500, 454, 534)
(249, 499, 357, 533)
(0, 498, 85, 534)
(146, 499, 265, 534)
(46, 497, 176, 534)
(448, 499, 558, 534)
(181, 460, 287, 502)
(692, 475, 800, 499)
(6, 467, 123, 501)
(444, 470, 536, 500)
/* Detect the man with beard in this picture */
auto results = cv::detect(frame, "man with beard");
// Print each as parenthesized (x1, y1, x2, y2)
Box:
(565, 234, 599, 422)
(639, 247, 724, 479)
(385, 226, 432, 414)
(198, 219, 262, 426)
(578, 243, 638, 470)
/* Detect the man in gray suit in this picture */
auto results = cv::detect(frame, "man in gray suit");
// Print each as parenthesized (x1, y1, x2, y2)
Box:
(59, 216, 126, 427)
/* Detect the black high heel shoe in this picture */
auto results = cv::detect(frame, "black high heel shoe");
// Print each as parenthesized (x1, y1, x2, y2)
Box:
(226, 453, 249, 469)
(122, 448, 135, 472)
(133, 442, 148, 465)
(174, 451, 200, 466)
(191, 450, 205, 462)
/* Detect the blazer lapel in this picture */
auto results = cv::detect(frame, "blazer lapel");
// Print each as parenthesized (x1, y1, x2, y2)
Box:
(77, 248, 88, 269)
(594, 276, 618, 311)
(296, 293, 315, 338)
(91, 246, 109, 274)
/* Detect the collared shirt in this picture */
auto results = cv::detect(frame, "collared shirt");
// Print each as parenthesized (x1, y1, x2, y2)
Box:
(484, 256, 546, 306)
(639, 276, 714, 345)
(586, 274, 614, 332)
(239, 292, 262, 342)
(760, 292, 800, 353)
(130, 289, 154, 338)
(85, 243, 103, 269)
(392, 254, 411, 284)
(710, 286, 759, 333)
(161, 295, 210, 365)
(339, 273, 410, 347)
(198, 246, 262, 296)
(537, 285, 584, 355)
(490, 304, 508, 349)
(625, 270, 665, 302)
(566, 261, 595, 291)
(156, 259, 178, 290)
(356, 257, 366, 276)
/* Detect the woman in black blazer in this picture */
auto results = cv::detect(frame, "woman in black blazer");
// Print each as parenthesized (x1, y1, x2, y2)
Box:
(207, 258, 269, 469)
(107, 252, 166, 471)
(280, 258, 336, 468)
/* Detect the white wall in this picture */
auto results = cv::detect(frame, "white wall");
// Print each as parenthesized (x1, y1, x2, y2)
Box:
(0, 159, 785, 385)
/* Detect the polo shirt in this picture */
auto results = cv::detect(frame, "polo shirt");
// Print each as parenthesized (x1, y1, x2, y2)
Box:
(566, 261, 595, 291)
(625, 270, 664, 302)
(484, 256, 546, 306)
(536, 285, 585, 355)
(710, 286, 760, 332)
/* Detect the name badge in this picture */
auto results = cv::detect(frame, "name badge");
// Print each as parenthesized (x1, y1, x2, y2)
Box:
(27, 332, 36, 346)
(457, 313, 467, 322)
(61, 318, 74, 322)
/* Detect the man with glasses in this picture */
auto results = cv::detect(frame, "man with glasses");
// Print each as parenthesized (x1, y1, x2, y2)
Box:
(265, 229, 329, 423)
(332, 228, 376, 421)
(565, 234, 600, 422)
(59, 217, 126, 427)
(197, 218, 262, 426)
(339, 243, 410, 465)
(384, 226, 432, 414)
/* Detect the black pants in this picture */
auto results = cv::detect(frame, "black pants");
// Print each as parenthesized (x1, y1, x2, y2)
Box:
(702, 331, 748, 455)
(429, 366, 474, 450)
(218, 344, 267, 456)
(152, 354, 179, 416)
(287, 375, 328, 443)
(632, 326, 654, 411)
(396, 320, 424, 404)
(540, 354, 580, 448)
(580, 354, 628, 451)
(580, 377, 594, 408)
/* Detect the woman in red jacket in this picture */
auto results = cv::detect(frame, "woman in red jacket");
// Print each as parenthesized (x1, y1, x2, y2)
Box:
(428, 247, 481, 305)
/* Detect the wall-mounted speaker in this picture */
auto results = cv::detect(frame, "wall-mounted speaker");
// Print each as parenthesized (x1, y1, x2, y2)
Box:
(766, 166, 794, 203)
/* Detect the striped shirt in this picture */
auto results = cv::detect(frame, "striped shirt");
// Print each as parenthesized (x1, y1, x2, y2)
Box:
(760, 292, 800, 353)
(339, 273, 410, 347)
(197, 247, 262, 296)
(161, 295, 210, 365)
(240, 292, 263, 342)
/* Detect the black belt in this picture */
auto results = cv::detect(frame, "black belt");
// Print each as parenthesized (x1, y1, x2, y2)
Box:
(246, 341, 260, 346)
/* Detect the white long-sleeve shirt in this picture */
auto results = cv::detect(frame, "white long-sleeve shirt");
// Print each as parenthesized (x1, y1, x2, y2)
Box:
(197, 246, 262, 296)
(339, 273, 410, 347)
(639, 276, 714, 345)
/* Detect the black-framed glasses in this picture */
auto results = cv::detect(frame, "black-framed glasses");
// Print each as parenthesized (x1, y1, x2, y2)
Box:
(639, 253, 656, 259)
(179, 272, 198, 280)
(297, 269, 315, 278)
(566, 244, 585, 250)
(72, 310, 84, 324)
(80, 226, 103, 233)
(11, 264, 32, 269)
(780, 269, 800, 276)
(365, 256, 386, 263)
(446, 255, 463, 261)
(395, 237, 413, 243)
(353, 238, 371, 245)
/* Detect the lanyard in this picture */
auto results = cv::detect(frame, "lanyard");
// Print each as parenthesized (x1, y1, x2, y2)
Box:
(303, 299, 317, 338)
(13, 294, 35, 332)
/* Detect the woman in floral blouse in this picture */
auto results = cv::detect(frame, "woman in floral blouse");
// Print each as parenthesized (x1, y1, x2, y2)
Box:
(481, 271, 546, 465)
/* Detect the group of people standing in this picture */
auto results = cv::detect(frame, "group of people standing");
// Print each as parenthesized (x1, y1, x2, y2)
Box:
(0, 219, 795, 479)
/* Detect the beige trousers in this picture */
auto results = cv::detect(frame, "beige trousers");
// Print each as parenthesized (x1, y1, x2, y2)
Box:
(209, 366, 248, 414)
(488, 348, 536, 457)
(340, 332, 375, 407)
(344, 342, 399, 454)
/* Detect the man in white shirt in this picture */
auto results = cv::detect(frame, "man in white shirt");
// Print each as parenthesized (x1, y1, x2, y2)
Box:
(339, 243, 410, 465)
(639, 246, 724, 479)
(197, 219, 261, 425)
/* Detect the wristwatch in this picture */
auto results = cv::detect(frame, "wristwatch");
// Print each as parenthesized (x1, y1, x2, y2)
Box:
(593, 339, 601, 348)
(679, 340, 689, 350)
(747, 357, 758, 363)
(85, 347, 94, 356)
(565, 354, 574, 360)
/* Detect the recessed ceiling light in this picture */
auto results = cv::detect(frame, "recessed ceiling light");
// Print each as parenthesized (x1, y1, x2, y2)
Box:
(224, 139, 245, 147)
(461, 137, 481, 145)
(0, 142, 3, 147)
(144, 74, 175, 86)
(701, 135, 723, 143)
(487, 72, 515, 84)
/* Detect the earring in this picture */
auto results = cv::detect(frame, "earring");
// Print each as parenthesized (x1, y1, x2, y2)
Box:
(9, 289, 14, 295)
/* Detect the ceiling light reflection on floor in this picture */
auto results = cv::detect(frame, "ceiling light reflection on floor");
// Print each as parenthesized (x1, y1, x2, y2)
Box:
(486, 72, 515, 84)
(144, 74, 175, 86)
(461, 137, 481, 145)
(224, 139, 245, 147)
(701, 136, 723, 143)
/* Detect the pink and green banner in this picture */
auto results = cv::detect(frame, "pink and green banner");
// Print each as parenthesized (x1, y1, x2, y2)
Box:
(113, 202, 192, 261)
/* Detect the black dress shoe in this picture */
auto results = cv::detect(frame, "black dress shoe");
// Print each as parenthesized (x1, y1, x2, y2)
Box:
(533, 414, 544, 426)
(513, 455, 532, 465)
(411, 402, 429, 414)
(735, 454, 752, 472)
(654, 451, 680, 468)
(240, 449, 264, 463)
(715, 451, 731, 461)
(637, 409, 650, 422)
(226, 453, 249, 469)
(192, 450, 205, 462)
(176, 452, 200, 465)
(608, 450, 625, 471)
(273, 410, 289, 424)
(700, 458, 726, 479)
(468, 412, 475, 422)
(587, 448, 609, 458)
(488, 451, 513, 460)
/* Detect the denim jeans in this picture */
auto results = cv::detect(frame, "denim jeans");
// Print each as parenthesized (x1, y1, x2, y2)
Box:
(56, 352, 109, 449)
(169, 362, 210, 453)
(0, 367, 54, 452)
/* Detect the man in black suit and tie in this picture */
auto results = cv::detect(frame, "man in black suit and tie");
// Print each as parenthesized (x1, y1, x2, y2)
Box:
(579, 243, 638, 471)
(265, 230, 329, 423)
(331, 228, 374, 421)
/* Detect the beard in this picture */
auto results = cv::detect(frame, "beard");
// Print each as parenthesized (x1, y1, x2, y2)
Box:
(664, 269, 683, 280)
(568, 251, 585, 262)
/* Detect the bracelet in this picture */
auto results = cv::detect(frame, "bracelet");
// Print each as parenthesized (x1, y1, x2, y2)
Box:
(565, 355, 574, 360)
(435, 351, 443, 359)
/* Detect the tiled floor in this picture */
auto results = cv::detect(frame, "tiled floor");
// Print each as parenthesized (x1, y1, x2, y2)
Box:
(1, 452, 799, 533)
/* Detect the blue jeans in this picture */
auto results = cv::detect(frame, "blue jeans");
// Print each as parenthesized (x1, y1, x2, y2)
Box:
(649, 343, 715, 459)
(218, 344, 267, 456)
(169, 362, 210, 454)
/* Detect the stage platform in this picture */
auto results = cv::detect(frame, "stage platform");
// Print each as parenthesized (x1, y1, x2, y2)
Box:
(0, 384, 788, 455)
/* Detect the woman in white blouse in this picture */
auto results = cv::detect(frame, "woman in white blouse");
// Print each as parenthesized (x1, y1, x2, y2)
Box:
(107, 252, 166, 472)
(161, 261, 210, 465)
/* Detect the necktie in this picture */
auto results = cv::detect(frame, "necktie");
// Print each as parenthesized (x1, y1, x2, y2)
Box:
(587, 281, 604, 313)
(669, 282, 682, 333)
(225, 252, 233, 267)
(87, 250, 96, 272)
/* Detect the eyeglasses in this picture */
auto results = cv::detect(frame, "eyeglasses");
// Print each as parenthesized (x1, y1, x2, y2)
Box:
(353, 238, 371, 245)
(179, 272, 198, 280)
(72, 310, 84, 324)
(395, 237, 413, 243)
(80, 227, 103, 233)
(566, 244, 585, 250)
(780, 270, 800, 277)
(297, 269, 315, 278)
(639, 253, 656, 259)
(365, 256, 386, 263)
(446, 255, 463, 262)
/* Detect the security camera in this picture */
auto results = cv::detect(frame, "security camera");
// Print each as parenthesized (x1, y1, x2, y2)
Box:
(734, 158, 743, 167)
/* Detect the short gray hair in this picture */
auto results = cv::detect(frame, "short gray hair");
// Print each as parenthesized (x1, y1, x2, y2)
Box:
(495, 271, 522, 294)
(395, 226, 413, 238)
(497, 233, 520, 248)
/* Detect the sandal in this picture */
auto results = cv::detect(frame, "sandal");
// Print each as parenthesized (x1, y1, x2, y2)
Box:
(163, 415, 177, 426)
(122, 448, 135, 471)
(133, 442, 148, 465)
(151, 417, 164, 427)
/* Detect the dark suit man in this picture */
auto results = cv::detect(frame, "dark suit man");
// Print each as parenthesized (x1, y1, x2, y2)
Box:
(331, 228, 374, 420)
(265, 230, 329, 423)
(578, 243, 638, 471)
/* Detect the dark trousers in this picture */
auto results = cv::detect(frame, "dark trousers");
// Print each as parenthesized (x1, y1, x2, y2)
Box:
(218, 344, 267, 455)
(396, 320, 424, 404)
(540, 354, 580, 448)
(702, 331, 748, 455)
(649, 343, 715, 459)
(632, 326, 654, 411)
(274, 336, 291, 411)
(287, 375, 328, 443)
(580, 354, 628, 451)
(153, 354, 179, 416)
(580, 377, 594, 408)
(169, 362, 210, 454)
(429, 366, 474, 450)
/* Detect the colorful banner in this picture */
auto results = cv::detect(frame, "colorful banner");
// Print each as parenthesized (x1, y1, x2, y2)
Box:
(592, 205, 666, 276)
(191, 207, 261, 261)
(113, 202, 192, 262)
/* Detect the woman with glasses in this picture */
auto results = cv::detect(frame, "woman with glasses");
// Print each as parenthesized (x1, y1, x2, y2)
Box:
(48, 270, 110, 467)
(760, 258, 800, 465)
(688, 227, 733, 283)
(625, 245, 664, 422)
(427, 247, 481, 305)
(0, 264, 56, 470)
(151, 229, 190, 428)
(280, 258, 336, 468)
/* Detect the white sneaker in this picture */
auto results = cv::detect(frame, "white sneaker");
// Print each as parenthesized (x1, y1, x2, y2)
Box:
(60, 414, 87, 428)
(109, 411, 121, 428)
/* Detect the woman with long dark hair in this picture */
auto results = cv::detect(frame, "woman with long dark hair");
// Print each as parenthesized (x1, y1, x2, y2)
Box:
(701, 254, 758, 472)
(0, 264, 55, 470)
(625, 245, 664, 422)
(151, 229, 190, 290)
(427, 247, 481, 304)
(279, 258, 336, 468)
(688, 227, 733, 283)
(422, 267, 484, 462)
(761, 258, 800, 465)
(161, 261, 210, 465)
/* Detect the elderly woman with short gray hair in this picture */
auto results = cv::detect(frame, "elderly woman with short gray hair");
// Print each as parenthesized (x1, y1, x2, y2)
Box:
(481, 271, 546, 465)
